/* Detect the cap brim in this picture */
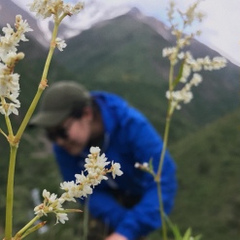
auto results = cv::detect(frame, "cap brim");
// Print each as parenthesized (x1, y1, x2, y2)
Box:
(30, 109, 70, 128)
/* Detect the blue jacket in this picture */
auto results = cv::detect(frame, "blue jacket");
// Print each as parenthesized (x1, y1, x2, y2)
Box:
(53, 92, 177, 240)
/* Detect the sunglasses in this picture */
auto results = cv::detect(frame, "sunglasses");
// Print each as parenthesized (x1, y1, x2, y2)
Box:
(45, 118, 75, 142)
(46, 126, 69, 142)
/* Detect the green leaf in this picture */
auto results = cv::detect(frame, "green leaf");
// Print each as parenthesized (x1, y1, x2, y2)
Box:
(20, 221, 47, 239)
(182, 228, 192, 240)
(165, 215, 182, 240)
(172, 59, 185, 89)
(148, 158, 154, 172)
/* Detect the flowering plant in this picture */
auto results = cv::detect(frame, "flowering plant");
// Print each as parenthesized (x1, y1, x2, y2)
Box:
(0, 1, 123, 240)
(135, 1, 226, 240)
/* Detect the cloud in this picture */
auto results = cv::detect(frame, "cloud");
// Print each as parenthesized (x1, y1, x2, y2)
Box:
(194, 0, 239, 65)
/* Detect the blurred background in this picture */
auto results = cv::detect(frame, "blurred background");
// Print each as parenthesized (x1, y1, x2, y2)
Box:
(0, 0, 239, 239)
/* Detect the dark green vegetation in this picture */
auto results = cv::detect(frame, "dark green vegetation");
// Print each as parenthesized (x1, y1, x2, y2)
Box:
(169, 109, 240, 240)
(0, 11, 239, 240)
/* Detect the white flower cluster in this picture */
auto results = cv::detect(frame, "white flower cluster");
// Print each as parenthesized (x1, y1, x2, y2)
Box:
(163, 1, 227, 113)
(165, 51, 227, 111)
(166, 73, 202, 110)
(29, 0, 84, 20)
(34, 147, 123, 224)
(0, 15, 32, 116)
(29, 0, 84, 52)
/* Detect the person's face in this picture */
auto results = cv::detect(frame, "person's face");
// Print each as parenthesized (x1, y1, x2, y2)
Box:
(47, 109, 93, 155)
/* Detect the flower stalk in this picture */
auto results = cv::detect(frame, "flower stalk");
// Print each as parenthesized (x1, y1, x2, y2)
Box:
(157, 1, 226, 239)
(4, 18, 61, 240)
(16, 8, 63, 141)
(5, 145, 18, 240)
(155, 103, 172, 240)
(135, 1, 227, 240)
(1, 1, 86, 239)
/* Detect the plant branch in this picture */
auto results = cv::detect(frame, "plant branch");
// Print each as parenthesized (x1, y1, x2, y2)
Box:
(14, 215, 41, 240)
(4, 145, 18, 240)
(15, 21, 60, 141)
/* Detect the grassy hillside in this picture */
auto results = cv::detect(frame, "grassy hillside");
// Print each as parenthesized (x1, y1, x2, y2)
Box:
(169, 109, 240, 240)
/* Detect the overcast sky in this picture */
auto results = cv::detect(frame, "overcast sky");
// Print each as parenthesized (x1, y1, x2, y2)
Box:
(13, 0, 240, 66)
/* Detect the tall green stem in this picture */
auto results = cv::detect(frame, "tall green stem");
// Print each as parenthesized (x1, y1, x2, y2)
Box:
(16, 21, 60, 140)
(5, 145, 18, 240)
(156, 108, 171, 180)
(155, 63, 174, 240)
(4, 20, 61, 240)
(157, 181, 167, 240)
(155, 109, 171, 240)
(15, 87, 44, 141)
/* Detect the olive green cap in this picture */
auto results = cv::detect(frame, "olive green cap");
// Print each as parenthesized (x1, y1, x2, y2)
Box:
(30, 81, 91, 127)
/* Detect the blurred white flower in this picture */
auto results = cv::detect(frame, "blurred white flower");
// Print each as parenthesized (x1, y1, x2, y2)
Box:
(0, 16, 31, 116)
(55, 38, 67, 51)
(56, 213, 69, 224)
(29, 0, 84, 19)
(111, 162, 123, 179)
(190, 73, 202, 86)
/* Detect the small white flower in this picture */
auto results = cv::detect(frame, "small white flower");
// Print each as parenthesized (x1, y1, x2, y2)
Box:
(162, 47, 177, 58)
(80, 185, 93, 197)
(6, 101, 20, 116)
(180, 64, 191, 83)
(34, 203, 45, 217)
(143, 162, 149, 168)
(178, 52, 185, 60)
(42, 189, 51, 199)
(211, 56, 227, 69)
(55, 38, 67, 51)
(60, 181, 75, 191)
(75, 173, 87, 184)
(56, 213, 69, 224)
(111, 162, 123, 179)
(90, 146, 101, 154)
(190, 73, 202, 86)
(134, 162, 140, 168)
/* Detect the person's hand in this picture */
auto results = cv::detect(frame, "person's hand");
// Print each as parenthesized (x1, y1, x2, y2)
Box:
(105, 232, 128, 240)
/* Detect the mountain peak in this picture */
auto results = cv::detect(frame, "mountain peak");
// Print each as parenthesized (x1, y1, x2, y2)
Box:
(127, 7, 142, 17)
(125, 7, 172, 41)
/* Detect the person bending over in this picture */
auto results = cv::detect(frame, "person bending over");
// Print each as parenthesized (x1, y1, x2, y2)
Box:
(31, 81, 177, 240)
